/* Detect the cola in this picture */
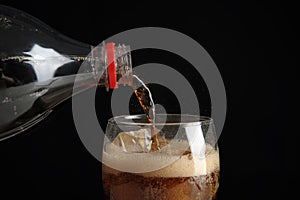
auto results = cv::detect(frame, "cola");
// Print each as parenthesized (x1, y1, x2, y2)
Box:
(102, 143, 219, 200)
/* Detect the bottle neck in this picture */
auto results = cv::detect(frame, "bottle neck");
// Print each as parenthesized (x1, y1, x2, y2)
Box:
(89, 42, 133, 90)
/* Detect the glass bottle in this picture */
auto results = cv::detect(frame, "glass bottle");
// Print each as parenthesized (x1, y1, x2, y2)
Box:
(0, 5, 133, 140)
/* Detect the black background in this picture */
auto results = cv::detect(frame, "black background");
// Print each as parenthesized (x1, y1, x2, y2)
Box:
(0, 1, 296, 199)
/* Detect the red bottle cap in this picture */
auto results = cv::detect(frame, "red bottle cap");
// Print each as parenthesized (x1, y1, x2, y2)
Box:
(106, 42, 117, 89)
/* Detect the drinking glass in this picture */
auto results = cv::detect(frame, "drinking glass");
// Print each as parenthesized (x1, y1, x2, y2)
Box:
(102, 114, 219, 200)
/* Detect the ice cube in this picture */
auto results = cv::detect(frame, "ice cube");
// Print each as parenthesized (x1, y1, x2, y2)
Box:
(111, 128, 170, 153)
(112, 129, 152, 153)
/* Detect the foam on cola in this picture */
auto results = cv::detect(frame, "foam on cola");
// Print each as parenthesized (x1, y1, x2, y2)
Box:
(102, 139, 219, 200)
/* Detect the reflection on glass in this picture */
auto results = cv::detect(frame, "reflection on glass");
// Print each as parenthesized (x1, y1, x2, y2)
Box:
(0, 44, 77, 88)
(0, 43, 83, 139)
(24, 44, 73, 82)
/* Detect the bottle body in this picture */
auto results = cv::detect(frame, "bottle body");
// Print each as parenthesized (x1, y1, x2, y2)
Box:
(0, 5, 132, 140)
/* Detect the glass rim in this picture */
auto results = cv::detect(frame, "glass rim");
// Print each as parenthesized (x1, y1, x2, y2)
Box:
(108, 114, 213, 126)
